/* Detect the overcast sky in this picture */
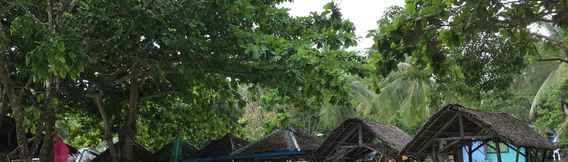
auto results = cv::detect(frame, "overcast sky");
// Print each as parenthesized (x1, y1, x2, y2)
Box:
(280, 0, 405, 52)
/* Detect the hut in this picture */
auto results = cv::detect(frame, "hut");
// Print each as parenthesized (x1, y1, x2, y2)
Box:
(230, 127, 321, 162)
(91, 142, 153, 162)
(402, 104, 554, 162)
(153, 138, 198, 162)
(315, 118, 412, 162)
(184, 134, 249, 162)
(188, 134, 249, 162)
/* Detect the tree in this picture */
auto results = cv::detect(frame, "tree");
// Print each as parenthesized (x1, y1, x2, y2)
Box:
(350, 62, 433, 134)
(70, 1, 361, 161)
(365, 0, 568, 133)
(1, 1, 87, 161)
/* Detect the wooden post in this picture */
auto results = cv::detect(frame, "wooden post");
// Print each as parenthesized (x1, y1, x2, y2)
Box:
(495, 142, 503, 162)
(467, 142, 473, 162)
(515, 147, 520, 162)
(432, 143, 438, 162)
(541, 150, 547, 162)
(458, 146, 463, 162)
(527, 149, 532, 162)
(458, 113, 464, 138)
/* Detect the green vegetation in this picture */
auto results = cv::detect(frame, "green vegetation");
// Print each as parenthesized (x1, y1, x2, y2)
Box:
(0, 0, 567, 162)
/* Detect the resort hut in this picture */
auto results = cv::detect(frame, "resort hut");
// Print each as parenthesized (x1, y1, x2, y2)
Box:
(188, 134, 249, 162)
(315, 118, 412, 162)
(91, 142, 153, 162)
(153, 138, 198, 162)
(230, 127, 321, 162)
(402, 104, 554, 162)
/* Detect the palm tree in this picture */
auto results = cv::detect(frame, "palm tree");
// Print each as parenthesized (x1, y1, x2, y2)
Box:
(349, 62, 433, 132)
(528, 24, 568, 140)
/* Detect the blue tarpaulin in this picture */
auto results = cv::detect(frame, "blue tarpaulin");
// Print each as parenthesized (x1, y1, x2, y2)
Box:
(183, 150, 304, 162)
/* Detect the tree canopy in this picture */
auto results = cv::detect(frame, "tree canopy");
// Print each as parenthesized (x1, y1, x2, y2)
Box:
(0, 0, 567, 161)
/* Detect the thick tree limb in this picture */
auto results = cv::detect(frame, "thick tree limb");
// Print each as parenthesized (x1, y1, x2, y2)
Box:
(538, 58, 568, 64)
(94, 90, 119, 162)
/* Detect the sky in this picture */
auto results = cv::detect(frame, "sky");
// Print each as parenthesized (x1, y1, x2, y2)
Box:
(280, 0, 405, 52)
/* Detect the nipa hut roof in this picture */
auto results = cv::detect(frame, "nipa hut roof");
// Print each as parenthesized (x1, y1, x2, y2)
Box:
(195, 134, 249, 158)
(403, 104, 554, 157)
(231, 128, 321, 156)
(91, 142, 153, 162)
(152, 140, 198, 162)
(316, 118, 411, 158)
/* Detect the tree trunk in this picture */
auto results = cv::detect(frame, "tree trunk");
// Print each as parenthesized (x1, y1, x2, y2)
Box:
(10, 89, 30, 161)
(39, 1, 62, 161)
(0, 66, 31, 161)
(0, 87, 5, 128)
(39, 108, 55, 162)
(121, 76, 139, 162)
(0, 10, 31, 162)
(39, 80, 56, 162)
(95, 92, 119, 162)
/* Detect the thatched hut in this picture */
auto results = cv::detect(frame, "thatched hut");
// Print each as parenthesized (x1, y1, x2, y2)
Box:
(194, 134, 249, 160)
(153, 139, 198, 162)
(230, 127, 321, 162)
(315, 118, 411, 162)
(402, 104, 554, 162)
(91, 142, 153, 162)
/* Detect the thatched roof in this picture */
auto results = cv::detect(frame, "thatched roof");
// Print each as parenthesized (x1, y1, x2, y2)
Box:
(231, 128, 321, 156)
(152, 140, 197, 162)
(91, 142, 153, 162)
(316, 118, 411, 159)
(195, 134, 248, 158)
(403, 104, 554, 158)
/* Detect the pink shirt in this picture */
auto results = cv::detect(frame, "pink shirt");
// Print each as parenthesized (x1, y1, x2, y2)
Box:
(53, 136, 69, 162)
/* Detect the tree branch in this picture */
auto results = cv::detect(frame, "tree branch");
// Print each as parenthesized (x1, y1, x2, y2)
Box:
(531, 32, 568, 51)
(6, 1, 47, 24)
(538, 58, 568, 64)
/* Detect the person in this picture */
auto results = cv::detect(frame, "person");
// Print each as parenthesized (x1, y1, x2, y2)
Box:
(52, 132, 69, 162)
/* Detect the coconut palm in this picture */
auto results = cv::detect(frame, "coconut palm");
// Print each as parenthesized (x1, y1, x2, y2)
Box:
(318, 104, 355, 132)
(349, 62, 433, 132)
(528, 24, 568, 140)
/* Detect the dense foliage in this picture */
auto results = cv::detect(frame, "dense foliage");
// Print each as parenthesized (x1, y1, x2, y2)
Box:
(363, 0, 568, 136)
(1, 0, 361, 161)
(0, 0, 567, 161)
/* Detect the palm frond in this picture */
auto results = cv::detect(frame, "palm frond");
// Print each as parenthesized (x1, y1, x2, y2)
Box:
(529, 63, 568, 120)
(350, 63, 433, 129)
(319, 105, 355, 131)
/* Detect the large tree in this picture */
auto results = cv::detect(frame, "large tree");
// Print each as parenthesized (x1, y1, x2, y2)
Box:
(70, 0, 360, 161)
(1, 1, 86, 161)
(366, 0, 568, 132)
